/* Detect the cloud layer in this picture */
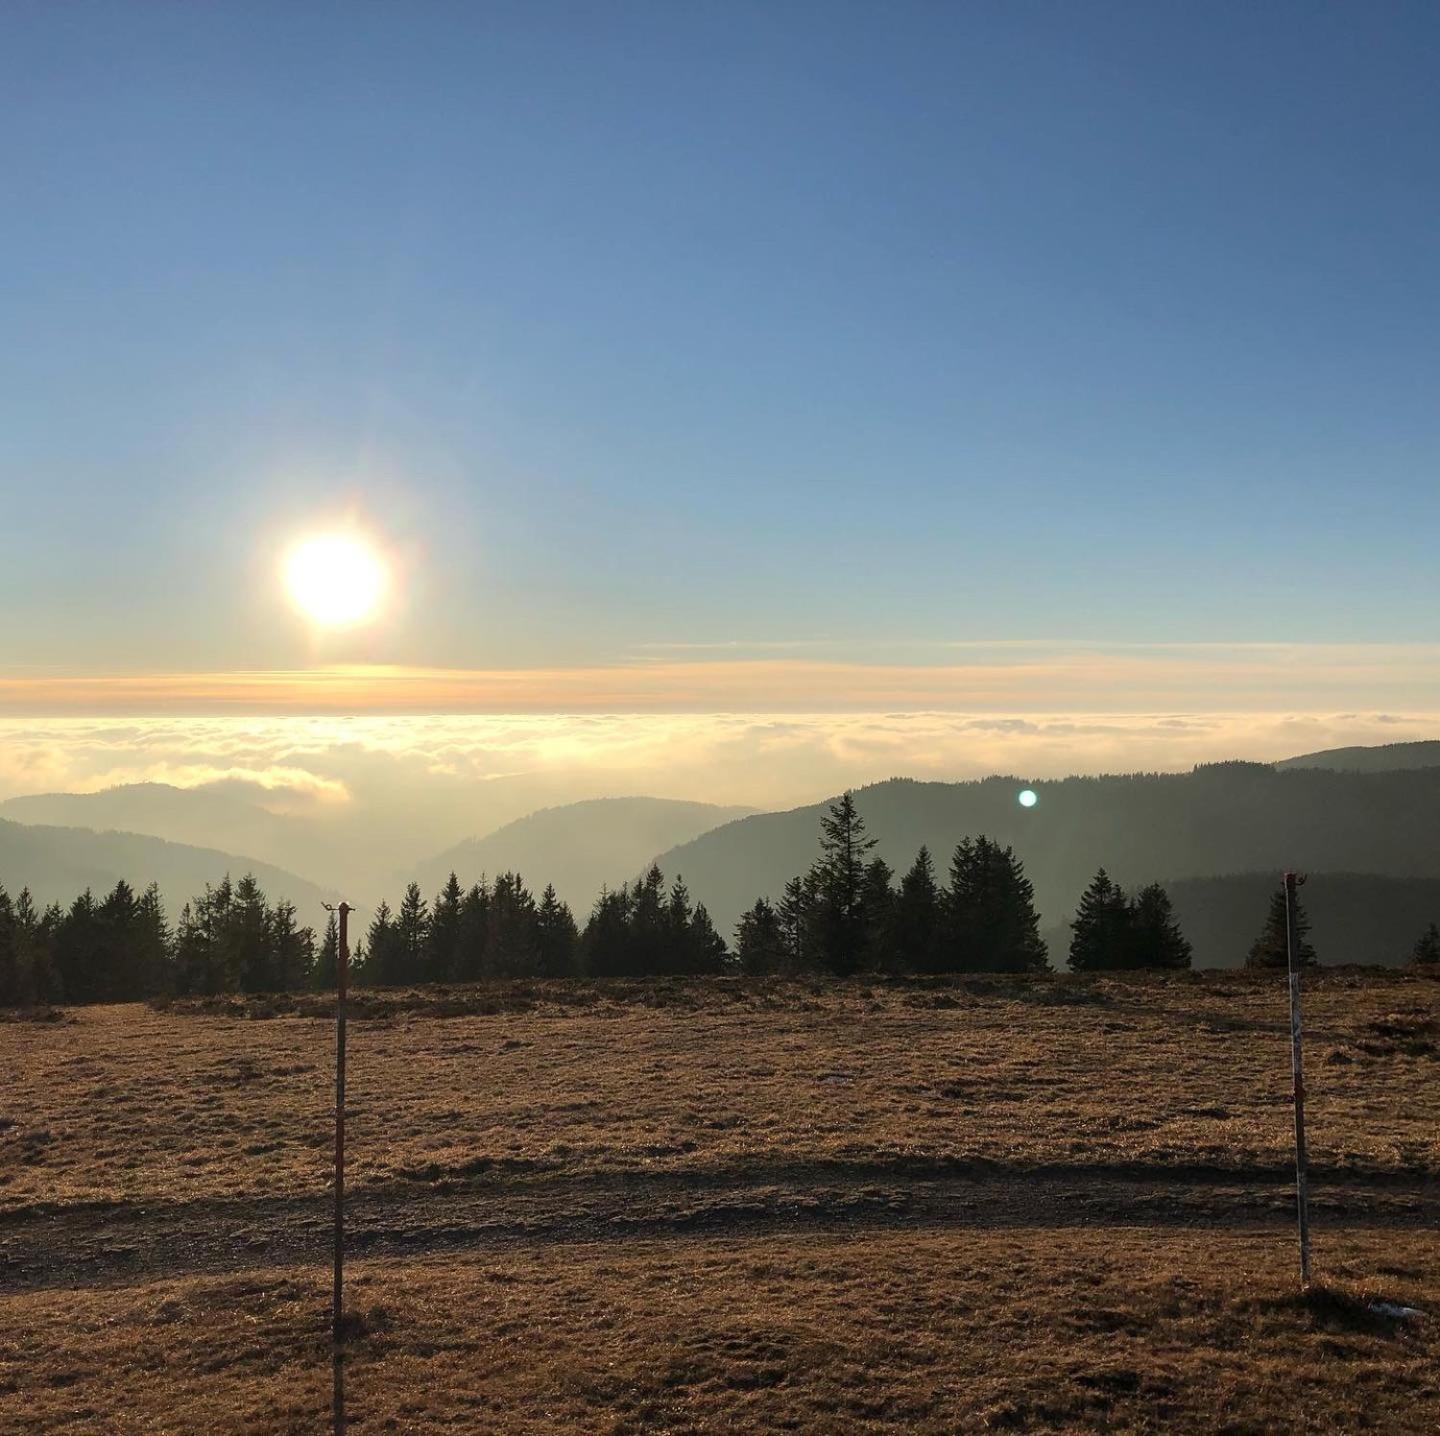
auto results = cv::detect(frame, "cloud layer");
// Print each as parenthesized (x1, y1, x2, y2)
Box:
(5, 644, 1440, 716)
(1, 710, 1434, 817)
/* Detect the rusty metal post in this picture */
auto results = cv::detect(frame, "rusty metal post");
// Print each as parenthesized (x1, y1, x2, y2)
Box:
(1283, 872, 1312, 1288)
(331, 902, 351, 1433)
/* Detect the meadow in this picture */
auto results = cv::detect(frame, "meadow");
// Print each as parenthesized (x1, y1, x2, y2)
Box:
(2, 969, 1437, 1432)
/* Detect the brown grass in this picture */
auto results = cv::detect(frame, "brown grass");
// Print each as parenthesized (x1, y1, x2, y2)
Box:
(0, 969, 1436, 1431)
(2, 1229, 1435, 1433)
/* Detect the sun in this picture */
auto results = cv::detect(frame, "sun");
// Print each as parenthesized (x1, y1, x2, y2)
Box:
(284, 533, 388, 627)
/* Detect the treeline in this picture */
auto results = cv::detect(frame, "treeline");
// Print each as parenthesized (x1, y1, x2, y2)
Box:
(733, 794, 1048, 976)
(4, 792, 1438, 1008)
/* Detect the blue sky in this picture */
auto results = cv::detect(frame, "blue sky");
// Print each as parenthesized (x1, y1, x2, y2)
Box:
(4, 2, 1439, 697)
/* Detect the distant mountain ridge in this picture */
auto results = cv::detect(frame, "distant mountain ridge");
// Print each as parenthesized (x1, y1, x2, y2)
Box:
(0, 783, 332, 886)
(655, 765, 1440, 940)
(410, 796, 757, 912)
(1276, 740, 1440, 773)
(0, 816, 337, 916)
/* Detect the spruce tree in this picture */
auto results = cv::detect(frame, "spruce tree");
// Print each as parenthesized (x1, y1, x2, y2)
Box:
(364, 900, 406, 986)
(396, 882, 430, 984)
(1067, 868, 1132, 972)
(686, 903, 729, 974)
(777, 875, 815, 971)
(735, 897, 787, 975)
(133, 883, 172, 996)
(427, 872, 465, 982)
(629, 864, 669, 976)
(535, 884, 579, 977)
(9, 889, 60, 1006)
(893, 846, 942, 973)
(266, 898, 313, 992)
(314, 912, 340, 990)
(1129, 882, 1192, 970)
(56, 889, 103, 1002)
(230, 875, 272, 993)
(861, 856, 895, 970)
(1245, 887, 1318, 970)
(456, 879, 490, 980)
(0, 888, 16, 1007)
(1412, 922, 1440, 966)
(813, 792, 877, 976)
(580, 886, 632, 977)
(487, 872, 538, 977)
(947, 836, 1048, 972)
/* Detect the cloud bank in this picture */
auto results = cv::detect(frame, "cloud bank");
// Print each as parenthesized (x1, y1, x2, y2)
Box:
(0, 710, 1434, 818)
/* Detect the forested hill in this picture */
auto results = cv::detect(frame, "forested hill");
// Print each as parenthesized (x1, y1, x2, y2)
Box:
(1277, 741, 1440, 773)
(410, 797, 756, 912)
(0, 817, 336, 915)
(656, 765, 1440, 936)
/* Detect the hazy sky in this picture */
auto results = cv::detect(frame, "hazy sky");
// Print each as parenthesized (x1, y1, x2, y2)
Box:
(5, 4, 1438, 740)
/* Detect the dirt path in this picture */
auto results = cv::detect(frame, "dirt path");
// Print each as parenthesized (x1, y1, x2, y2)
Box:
(4, 1156, 1435, 1294)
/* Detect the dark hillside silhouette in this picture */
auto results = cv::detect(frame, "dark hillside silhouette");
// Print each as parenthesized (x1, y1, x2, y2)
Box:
(1277, 740, 1440, 773)
(655, 766, 1440, 936)
(410, 797, 754, 913)
(0, 817, 335, 917)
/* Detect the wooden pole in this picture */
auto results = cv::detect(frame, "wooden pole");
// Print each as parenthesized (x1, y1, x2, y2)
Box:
(1283, 872, 1312, 1289)
(332, 902, 350, 1434)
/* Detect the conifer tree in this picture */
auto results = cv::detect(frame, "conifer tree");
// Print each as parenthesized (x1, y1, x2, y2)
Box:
(686, 902, 729, 974)
(230, 874, 272, 993)
(133, 883, 172, 996)
(947, 836, 1048, 972)
(456, 880, 491, 980)
(314, 912, 340, 990)
(861, 856, 896, 970)
(8, 889, 60, 1006)
(396, 881, 430, 984)
(266, 898, 313, 993)
(580, 886, 632, 977)
(0, 887, 16, 1007)
(630, 864, 669, 976)
(487, 872, 538, 977)
(735, 897, 787, 974)
(427, 872, 465, 983)
(1245, 886, 1318, 970)
(535, 883, 578, 977)
(56, 888, 103, 1002)
(777, 874, 815, 970)
(893, 846, 942, 973)
(1129, 882, 1192, 970)
(364, 900, 406, 986)
(813, 792, 877, 975)
(1412, 922, 1440, 966)
(1067, 868, 1131, 972)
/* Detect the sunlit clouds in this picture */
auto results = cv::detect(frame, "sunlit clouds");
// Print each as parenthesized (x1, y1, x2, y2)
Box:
(0, 709, 1436, 820)
(5, 642, 1440, 715)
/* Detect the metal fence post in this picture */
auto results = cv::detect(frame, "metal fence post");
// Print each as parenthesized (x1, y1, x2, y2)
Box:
(327, 902, 351, 1433)
(1283, 872, 1312, 1289)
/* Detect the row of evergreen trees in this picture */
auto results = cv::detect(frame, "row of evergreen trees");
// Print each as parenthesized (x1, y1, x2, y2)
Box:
(734, 795, 1048, 976)
(4, 790, 1439, 1007)
(357, 866, 727, 986)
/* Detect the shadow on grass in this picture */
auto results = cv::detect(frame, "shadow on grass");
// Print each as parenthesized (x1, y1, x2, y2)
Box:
(1255, 1283, 1424, 1338)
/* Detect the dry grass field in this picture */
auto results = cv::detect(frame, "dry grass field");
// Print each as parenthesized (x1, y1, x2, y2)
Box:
(2, 969, 1437, 1432)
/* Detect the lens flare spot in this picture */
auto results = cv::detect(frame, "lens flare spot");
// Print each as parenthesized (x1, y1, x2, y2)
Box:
(1018, 788, 1039, 808)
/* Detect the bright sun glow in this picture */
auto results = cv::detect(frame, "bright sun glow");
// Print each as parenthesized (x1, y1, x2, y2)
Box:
(1018, 788, 1039, 808)
(284, 533, 388, 627)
